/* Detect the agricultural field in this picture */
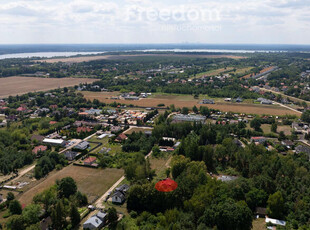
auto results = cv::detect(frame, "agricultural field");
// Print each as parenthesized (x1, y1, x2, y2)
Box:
(82, 91, 300, 116)
(17, 165, 123, 205)
(0, 76, 97, 98)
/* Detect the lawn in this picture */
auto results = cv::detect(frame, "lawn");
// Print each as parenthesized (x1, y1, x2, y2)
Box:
(150, 154, 172, 180)
(18, 165, 124, 205)
(252, 218, 266, 230)
(88, 136, 122, 156)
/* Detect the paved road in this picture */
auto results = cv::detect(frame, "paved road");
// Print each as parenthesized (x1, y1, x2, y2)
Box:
(260, 88, 310, 105)
(272, 101, 302, 114)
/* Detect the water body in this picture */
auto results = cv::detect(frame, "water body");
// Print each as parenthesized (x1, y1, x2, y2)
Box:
(0, 44, 309, 60)
(0, 52, 105, 60)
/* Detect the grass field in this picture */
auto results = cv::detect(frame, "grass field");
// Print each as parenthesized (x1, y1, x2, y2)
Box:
(252, 218, 266, 230)
(18, 165, 123, 205)
(0, 76, 97, 98)
(242, 66, 276, 79)
(123, 126, 153, 135)
(37, 54, 247, 63)
(88, 136, 122, 155)
(83, 91, 300, 116)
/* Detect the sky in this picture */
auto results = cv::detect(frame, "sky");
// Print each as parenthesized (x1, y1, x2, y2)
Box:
(0, 0, 309, 44)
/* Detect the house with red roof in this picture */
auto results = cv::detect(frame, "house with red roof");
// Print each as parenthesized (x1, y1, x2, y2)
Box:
(32, 145, 48, 155)
(50, 105, 58, 110)
(115, 133, 128, 142)
(84, 157, 97, 165)
(77, 126, 92, 133)
(49, 121, 57, 125)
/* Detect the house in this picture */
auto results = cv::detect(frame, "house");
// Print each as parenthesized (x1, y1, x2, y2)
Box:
(43, 138, 66, 147)
(115, 184, 130, 194)
(295, 145, 310, 155)
(224, 98, 232, 102)
(83, 211, 107, 230)
(84, 157, 97, 165)
(77, 126, 92, 133)
(111, 126, 122, 133)
(173, 114, 206, 123)
(74, 141, 90, 151)
(281, 140, 294, 149)
(85, 109, 102, 115)
(255, 207, 267, 218)
(32, 145, 48, 155)
(116, 133, 128, 142)
(112, 191, 126, 204)
(251, 137, 266, 144)
(201, 99, 215, 104)
(64, 151, 79, 161)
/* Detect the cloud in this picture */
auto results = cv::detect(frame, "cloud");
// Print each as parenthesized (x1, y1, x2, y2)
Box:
(0, 0, 309, 44)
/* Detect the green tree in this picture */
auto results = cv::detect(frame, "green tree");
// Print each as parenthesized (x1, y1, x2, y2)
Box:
(7, 192, 15, 201)
(267, 191, 285, 219)
(271, 123, 277, 133)
(152, 145, 161, 158)
(250, 118, 261, 132)
(51, 200, 67, 230)
(278, 131, 286, 141)
(70, 204, 80, 227)
(9, 200, 22, 215)
(6, 215, 25, 230)
(22, 204, 41, 225)
(301, 110, 310, 123)
(181, 107, 189, 115)
(57, 177, 77, 198)
(107, 207, 118, 228)
(192, 105, 198, 114)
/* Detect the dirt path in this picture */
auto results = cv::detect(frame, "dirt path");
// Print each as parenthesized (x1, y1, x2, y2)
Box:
(273, 101, 302, 114)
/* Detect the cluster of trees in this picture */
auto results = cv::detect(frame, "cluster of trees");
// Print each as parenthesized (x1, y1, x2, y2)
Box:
(5, 177, 87, 230)
(0, 130, 34, 174)
(34, 151, 67, 179)
(119, 118, 310, 229)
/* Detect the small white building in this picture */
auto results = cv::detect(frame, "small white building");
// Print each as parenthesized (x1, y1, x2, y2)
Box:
(43, 138, 66, 147)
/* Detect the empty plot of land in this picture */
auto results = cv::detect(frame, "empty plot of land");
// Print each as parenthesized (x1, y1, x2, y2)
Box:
(18, 165, 123, 205)
(37, 54, 247, 63)
(0, 76, 97, 98)
(83, 92, 300, 116)
(124, 126, 153, 135)
(242, 66, 276, 79)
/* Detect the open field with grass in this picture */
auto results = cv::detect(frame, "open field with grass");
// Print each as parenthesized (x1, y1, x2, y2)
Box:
(37, 54, 247, 63)
(242, 66, 276, 79)
(0, 76, 97, 98)
(18, 165, 123, 205)
(88, 136, 122, 155)
(123, 126, 153, 135)
(252, 218, 266, 230)
(83, 91, 300, 116)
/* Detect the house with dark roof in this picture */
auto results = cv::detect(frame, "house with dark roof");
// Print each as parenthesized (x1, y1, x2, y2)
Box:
(251, 136, 266, 144)
(74, 141, 90, 151)
(64, 151, 79, 161)
(115, 184, 130, 194)
(83, 211, 107, 230)
(295, 145, 310, 156)
(112, 191, 126, 204)
(281, 140, 295, 149)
